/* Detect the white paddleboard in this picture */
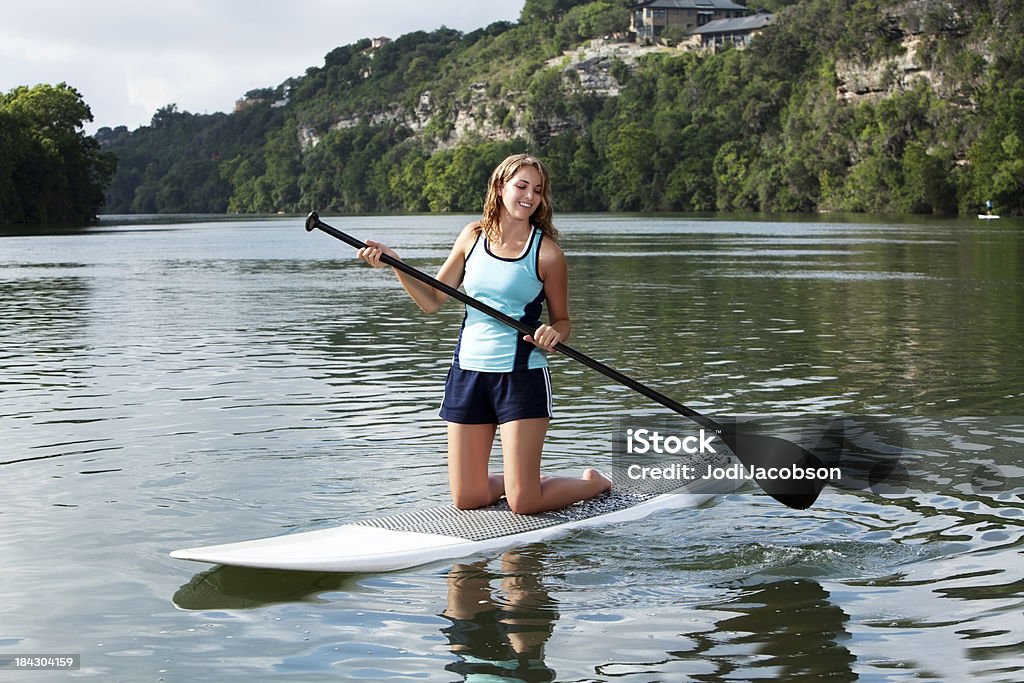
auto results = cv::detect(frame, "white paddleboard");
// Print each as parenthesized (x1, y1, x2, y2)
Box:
(171, 456, 741, 573)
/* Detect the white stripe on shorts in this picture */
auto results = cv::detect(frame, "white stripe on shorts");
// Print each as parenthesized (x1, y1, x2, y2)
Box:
(542, 366, 553, 418)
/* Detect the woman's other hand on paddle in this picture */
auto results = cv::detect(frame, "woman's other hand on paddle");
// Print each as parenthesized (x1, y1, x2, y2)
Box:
(356, 240, 397, 268)
(524, 324, 563, 352)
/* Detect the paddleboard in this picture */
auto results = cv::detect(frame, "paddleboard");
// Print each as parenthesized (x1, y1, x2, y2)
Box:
(171, 453, 741, 573)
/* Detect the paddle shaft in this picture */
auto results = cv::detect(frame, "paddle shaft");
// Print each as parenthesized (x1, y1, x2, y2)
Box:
(306, 212, 727, 437)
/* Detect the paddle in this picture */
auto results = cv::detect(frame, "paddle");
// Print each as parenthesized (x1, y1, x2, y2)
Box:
(305, 211, 828, 510)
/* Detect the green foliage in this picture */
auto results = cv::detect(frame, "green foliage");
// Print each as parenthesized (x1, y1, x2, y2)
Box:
(101, 100, 286, 213)
(520, 0, 588, 25)
(898, 142, 956, 214)
(602, 121, 657, 210)
(553, 1, 631, 49)
(0, 83, 116, 225)
(963, 78, 1024, 214)
(423, 140, 526, 212)
(100, 0, 1024, 218)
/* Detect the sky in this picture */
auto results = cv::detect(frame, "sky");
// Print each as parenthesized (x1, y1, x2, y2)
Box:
(0, 0, 526, 134)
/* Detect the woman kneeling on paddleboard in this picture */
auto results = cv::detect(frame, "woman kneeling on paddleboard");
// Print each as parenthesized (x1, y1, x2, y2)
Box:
(356, 153, 611, 514)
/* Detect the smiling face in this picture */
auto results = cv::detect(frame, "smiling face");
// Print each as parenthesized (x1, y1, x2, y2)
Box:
(479, 154, 557, 242)
(499, 165, 544, 222)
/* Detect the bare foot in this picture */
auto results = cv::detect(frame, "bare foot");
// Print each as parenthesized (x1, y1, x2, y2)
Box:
(582, 468, 612, 493)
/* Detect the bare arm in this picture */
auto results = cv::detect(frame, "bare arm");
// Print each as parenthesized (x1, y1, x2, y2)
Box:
(356, 223, 479, 314)
(524, 238, 572, 351)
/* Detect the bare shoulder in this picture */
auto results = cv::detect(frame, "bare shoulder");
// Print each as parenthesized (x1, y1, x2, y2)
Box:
(540, 235, 565, 264)
(452, 221, 482, 259)
(538, 235, 567, 279)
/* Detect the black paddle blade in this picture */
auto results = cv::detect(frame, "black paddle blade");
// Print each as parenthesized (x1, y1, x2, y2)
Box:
(718, 429, 830, 510)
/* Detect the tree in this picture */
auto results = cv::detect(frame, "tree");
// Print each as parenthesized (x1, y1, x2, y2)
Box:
(964, 83, 1024, 215)
(520, 0, 584, 25)
(897, 142, 956, 214)
(0, 83, 115, 225)
(422, 140, 522, 212)
(554, 1, 631, 49)
(601, 121, 657, 210)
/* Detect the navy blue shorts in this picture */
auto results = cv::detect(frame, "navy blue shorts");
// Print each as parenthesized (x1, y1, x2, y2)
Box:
(439, 366, 553, 425)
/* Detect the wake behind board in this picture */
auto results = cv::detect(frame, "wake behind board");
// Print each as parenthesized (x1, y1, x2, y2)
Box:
(171, 454, 742, 573)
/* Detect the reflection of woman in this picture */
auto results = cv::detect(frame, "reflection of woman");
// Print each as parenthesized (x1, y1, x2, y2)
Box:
(357, 154, 610, 514)
(442, 548, 557, 681)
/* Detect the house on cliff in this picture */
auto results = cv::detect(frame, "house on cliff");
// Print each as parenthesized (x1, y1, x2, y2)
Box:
(631, 0, 750, 40)
(691, 10, 775, 49)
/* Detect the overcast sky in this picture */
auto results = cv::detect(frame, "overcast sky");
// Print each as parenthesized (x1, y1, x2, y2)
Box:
(0, 1, 526, 133)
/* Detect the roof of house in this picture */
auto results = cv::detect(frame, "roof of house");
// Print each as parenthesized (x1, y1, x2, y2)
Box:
(637, 0, 750, 11)
(692, 12, 774, 35)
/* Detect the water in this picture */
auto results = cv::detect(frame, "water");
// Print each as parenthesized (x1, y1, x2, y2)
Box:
(2, 214, 1022, 681)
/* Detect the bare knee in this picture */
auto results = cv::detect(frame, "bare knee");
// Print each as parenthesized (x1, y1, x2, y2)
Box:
(506, 491, 542, 516)
(452, 490, 492, 510)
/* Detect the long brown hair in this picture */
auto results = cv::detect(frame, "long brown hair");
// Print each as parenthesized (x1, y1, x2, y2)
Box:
(479, 153, 559, 243)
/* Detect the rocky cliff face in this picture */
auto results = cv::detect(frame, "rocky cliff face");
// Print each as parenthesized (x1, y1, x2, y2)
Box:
(835, 35, 936, 103)
(298, 39, 667, 152)
(548, 39, 667, 96)
(833, 1, 994, 105)
(298, 85, 529, 151)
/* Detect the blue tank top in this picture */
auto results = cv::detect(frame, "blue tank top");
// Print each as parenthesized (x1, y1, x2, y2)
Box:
(453, 227, 547, 372)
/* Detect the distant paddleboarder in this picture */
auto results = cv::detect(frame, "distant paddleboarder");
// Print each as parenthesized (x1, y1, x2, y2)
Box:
(357, 154, 610, 513)
(979, 199, 1000, 220)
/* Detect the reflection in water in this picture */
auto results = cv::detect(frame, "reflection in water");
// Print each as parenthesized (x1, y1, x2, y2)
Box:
(443, 547, 558, 682)
(174, 546, 563, 680)
(698, 579, 856, 681)
(173, 565, 356, 610)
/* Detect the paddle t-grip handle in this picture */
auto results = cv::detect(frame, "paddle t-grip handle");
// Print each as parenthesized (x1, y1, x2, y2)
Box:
(305, 211, 366, 249)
